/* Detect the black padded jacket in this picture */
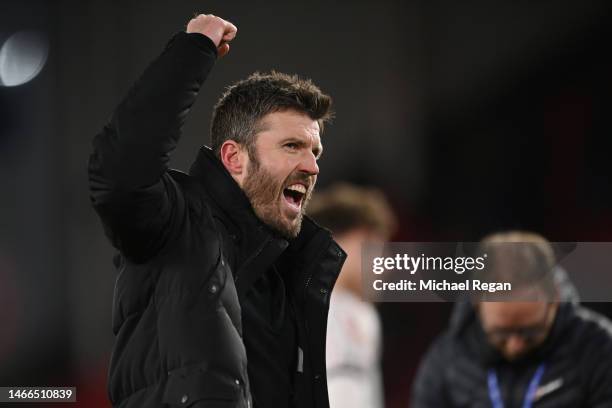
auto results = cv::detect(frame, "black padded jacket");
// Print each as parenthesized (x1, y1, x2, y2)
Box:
(411, 301, 612, 408)
(88, 31, 345, 408)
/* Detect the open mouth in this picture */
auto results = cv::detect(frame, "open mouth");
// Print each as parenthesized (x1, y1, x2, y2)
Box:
(282, 183, 306, 213)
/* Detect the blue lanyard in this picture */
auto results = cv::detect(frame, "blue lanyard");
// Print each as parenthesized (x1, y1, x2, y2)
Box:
(487, 363, 546, 408)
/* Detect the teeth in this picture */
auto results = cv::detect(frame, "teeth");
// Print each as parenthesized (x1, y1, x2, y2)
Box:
(286, 184, 306, 194)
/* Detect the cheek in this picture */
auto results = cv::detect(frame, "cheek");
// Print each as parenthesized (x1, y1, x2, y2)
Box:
(280, 152, 302, 169)
(259, 160, 286, 181)
(278, 162, 298, 181)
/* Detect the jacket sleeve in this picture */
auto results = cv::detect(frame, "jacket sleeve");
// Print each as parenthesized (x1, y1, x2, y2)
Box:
(88, 32, 217, 262)
(410, 334, 452, 408)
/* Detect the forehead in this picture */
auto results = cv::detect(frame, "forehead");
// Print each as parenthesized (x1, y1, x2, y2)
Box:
(479, 301, 548, 327)
(255, 110, 321, 145)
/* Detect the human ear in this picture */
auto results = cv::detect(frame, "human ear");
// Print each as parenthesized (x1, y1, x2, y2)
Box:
(220, 140, 246, 175)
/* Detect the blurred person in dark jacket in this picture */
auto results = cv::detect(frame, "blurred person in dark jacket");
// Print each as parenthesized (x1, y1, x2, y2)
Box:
(88, 14, 345, 408)
(411, 231, 612, 408)
(308, 184, 397, 408)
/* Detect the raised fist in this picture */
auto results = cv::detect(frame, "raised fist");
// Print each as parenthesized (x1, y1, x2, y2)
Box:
(186, 14, 237, 57)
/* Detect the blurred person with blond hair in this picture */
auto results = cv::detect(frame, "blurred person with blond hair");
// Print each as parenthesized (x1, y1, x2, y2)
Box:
(308, 184, 397, 408)
(411, 231, 612, 408)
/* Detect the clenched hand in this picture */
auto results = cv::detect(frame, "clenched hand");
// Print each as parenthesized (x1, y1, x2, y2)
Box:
(187, 14, 237, 58)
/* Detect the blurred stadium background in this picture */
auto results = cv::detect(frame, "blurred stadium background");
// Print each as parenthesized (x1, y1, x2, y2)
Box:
(1, 0, 611, 406)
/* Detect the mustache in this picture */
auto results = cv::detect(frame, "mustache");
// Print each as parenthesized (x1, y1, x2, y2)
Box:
(283, 173, 315, 191)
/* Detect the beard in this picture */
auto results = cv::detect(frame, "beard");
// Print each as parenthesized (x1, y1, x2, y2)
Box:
(241, 154, 314, 239)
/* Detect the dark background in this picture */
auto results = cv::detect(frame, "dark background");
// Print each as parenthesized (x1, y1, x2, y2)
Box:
(1, 1, 611, 407)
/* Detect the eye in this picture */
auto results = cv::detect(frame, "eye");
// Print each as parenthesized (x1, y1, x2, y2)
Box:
(284, 142, 299, 150)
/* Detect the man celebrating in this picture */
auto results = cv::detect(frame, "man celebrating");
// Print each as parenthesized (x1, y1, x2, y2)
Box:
(89, 14, 345, 408)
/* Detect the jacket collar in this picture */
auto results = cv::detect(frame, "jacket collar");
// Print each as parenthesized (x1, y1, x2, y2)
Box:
(189, 146, 270, 236)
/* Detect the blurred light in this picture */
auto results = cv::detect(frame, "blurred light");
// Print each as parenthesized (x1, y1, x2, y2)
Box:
(0, 31, 49, 87)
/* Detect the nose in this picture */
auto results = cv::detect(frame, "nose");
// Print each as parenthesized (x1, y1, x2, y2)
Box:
(299, 151, 319, 176)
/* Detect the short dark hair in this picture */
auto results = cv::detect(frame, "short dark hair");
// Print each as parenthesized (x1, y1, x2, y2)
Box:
(210, 71, 333, 157)
(307, 183, 397, 238)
